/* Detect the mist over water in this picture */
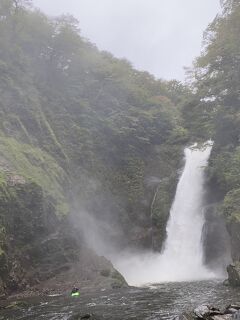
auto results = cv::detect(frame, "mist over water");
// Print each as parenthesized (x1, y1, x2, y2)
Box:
(76, 142, 222, 286)
(113, 142, 218, 285)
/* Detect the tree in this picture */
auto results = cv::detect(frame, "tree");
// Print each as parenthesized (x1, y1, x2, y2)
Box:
(12, 0, 32, 10)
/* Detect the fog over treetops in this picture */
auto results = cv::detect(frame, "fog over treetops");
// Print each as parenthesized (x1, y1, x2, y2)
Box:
(33, 0, 221, 80)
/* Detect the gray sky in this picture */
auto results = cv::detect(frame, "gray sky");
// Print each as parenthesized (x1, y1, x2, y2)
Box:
(33, 0, 221, 81)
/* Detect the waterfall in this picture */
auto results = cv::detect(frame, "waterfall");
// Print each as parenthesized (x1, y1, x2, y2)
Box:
(157, 141, 214, 281)
(113, 142, 216, 285)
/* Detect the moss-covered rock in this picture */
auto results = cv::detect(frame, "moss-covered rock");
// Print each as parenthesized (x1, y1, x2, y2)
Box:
(227, 262, 240, 287)
(206, 146, 240, 262)
(0, 179, 75, 294)
(110, 270, 128, 289)
(151, 173, 179, 251)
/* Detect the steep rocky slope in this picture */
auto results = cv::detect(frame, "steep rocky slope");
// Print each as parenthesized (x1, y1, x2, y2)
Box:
(0, 0, 189, 294)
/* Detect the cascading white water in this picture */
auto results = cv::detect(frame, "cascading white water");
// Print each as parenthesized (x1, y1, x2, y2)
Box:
(157, 142, 214, 281)
(113, 142, 216, 285)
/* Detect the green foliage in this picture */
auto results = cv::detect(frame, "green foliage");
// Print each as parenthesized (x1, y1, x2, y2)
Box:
(185, 2, 240, 257)
(100, 269, 111, 277)
(0, 137, 69, 215)
(208, 147, 240, 193)
(182, 1, 240, 143)
(193, 1, 240, 104)
(168, 126, 189, 144)
(151, 172, 178, 248)
(222, 189, 240, 223)
(111, 269, 127, 288)
(0, 0, 189, 258)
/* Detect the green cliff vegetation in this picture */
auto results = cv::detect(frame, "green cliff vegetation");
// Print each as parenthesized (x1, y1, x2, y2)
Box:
(184, 0, 240, 260)
(0, 0, 190, 292)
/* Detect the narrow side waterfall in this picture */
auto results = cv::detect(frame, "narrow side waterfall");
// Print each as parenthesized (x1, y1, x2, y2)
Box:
(113, 142, 216, 285)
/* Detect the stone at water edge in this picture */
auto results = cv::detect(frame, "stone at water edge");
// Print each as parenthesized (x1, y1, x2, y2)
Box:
(179, 304, 240, 320)
(225, 308, 238, 314)
(224, 305, 240, 315)
(194, 305, 221, 318)
(226, 305, 240, 311)
(223, 279, 229, 286)
(227, 262, 240, 286)
(194, 305, 210, 318)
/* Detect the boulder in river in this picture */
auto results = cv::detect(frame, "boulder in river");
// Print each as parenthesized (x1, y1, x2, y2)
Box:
(223, 279, 229, 286)
(225, 308, 239, 314)
(193, 305, 221, 318)
(227, 262, 240, 286)
(179, 304, 240, 320)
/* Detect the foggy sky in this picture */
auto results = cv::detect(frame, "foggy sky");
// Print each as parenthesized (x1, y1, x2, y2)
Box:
(33, 0, 221, 81)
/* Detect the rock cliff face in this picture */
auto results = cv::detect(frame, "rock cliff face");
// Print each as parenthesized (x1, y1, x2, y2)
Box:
(205, 146, 240, 266)
(202, 204, 231, 272)
(0, 178, 73, 294)
(227, 262, 240, 287)
(0, 177, 128, 295)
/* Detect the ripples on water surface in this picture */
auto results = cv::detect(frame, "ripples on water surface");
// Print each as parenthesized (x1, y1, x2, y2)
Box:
(2, 280, 240, 320)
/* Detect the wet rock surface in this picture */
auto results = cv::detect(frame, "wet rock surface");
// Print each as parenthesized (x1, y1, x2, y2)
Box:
(8, 251, 128, 300)
(227, 262, 240, 286)
(194, 305, 221, 318)
(179, 304, 240, 320)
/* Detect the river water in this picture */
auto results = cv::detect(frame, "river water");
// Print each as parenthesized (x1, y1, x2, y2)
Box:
(2, 280, 240, 319)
